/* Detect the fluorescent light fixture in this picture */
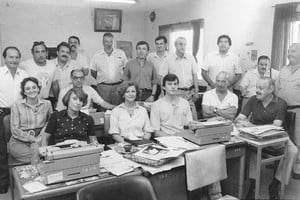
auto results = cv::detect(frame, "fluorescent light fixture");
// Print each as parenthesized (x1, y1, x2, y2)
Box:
(94, 0, 136, 4)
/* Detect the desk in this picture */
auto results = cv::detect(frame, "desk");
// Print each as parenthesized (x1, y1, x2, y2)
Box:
(13, 137, 246, 200)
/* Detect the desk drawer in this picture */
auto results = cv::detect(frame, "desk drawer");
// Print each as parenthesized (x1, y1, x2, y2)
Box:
(226, 147, 245, 159)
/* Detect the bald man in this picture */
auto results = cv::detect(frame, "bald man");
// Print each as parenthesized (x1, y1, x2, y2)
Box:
(202, 71, 238, 120)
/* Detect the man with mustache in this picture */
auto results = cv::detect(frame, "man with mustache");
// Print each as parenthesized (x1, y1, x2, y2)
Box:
(51, 42, 81, 99)
(20, 41, 56, 100)
(239, 55, 279, 107)
(277, 43, 300, 180)
(90, 32, 127, 105)
(202, 35, 241, 90)
(236, 77, 297, 200)
(0, 47, 28, 193)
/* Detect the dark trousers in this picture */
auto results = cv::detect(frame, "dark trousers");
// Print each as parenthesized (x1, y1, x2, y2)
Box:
(0, 108, 10, 189)
(138, 89, 152, 102)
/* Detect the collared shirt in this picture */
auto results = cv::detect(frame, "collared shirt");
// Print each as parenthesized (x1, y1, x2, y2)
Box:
(241, 96, 287, 125)
(56, 85, 104, 111)
(0, 66, 28, 108)
(72, 53, 89, 68)
(159, 53, 198, 88)
(20, 58, 56, 98)
(52, 58, 81, 90)
(45, 110, 95, 145)
(240, 68, 279, 98)
(277, 65, 300, 106)
(202, 88, 238, 109)
(10, 99, 52, 142)
(123, 58, 158, 90)
(202, 51, 241, 83)
(90, 49, 127, 84)
(109, 103, 153, 139)
(147, 51, 169, 76)
(150, 97, 192, 135)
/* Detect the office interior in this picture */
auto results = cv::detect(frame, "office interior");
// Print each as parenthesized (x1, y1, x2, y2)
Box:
(1, 0, 300, 200)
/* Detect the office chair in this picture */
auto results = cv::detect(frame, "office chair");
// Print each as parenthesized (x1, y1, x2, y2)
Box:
(77, 175, 158, 200)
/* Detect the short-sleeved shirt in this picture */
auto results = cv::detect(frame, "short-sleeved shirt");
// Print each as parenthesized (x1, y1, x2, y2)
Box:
(202, 88, 238, 109)
(0, 66, 29, 108)
(20, 58, 56, 99)
(240, 68, 279, 98)
(56, 85, 105, 111)
(150, 97, 193, 135)
(45, 110, 95, 144)
(241, 96, 287, 125)
(277, 65, 300, 106)
(123, 59, 158, 90)
(202, 51, 241, 83)
(147, 51, 169, 76)
(90, 49, 127, 84)
(109, 103, 153, 139)
(159, 53, 198, 88)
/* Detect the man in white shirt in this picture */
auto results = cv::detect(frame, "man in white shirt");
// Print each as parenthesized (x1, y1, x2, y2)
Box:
(202, 71, 238, 120)
(20, 41, 56, 99)
(0, 47, 28, 193)
(90, 32, 127, 105)
(202, 35, 241, 89)
(56, 69, 114, 111)
(147, 36, 169, 99)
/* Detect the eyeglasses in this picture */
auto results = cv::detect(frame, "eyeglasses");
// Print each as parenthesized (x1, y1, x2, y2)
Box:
(73, 76, 85, 80)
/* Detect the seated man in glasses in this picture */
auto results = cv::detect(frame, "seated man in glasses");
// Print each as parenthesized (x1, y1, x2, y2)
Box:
(235, 77, 298, 200)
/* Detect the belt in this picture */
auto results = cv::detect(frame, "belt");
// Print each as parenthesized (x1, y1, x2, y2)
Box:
(178, 86, 194, 91)
(100, 81, 123, 86)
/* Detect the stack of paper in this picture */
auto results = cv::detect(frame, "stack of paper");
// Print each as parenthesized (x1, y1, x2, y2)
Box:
(155, 136, 201, 151)
(239, 125, 287, 140)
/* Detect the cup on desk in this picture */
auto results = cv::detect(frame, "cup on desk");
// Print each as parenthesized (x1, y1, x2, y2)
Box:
(124, 144, 132, 152)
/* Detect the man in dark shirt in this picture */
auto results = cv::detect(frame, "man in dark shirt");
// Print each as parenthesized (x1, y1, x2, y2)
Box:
(235, 77, 298, 200)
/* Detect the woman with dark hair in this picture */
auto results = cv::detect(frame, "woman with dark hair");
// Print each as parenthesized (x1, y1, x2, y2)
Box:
(109, 82, 153, 143)
(43, 87, 98, 145)
(8, 77, 52, 164)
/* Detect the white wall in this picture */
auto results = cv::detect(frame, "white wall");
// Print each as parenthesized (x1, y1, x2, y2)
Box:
(0, 2, 146, 63)
(144, 0, 275, 71)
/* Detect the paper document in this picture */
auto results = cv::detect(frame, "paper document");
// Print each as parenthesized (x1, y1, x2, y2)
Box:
(23, 181, 47, 193)
(155, 136, 201, 150)
(239, 125, 284, 136)
(134, 145, 185, 161)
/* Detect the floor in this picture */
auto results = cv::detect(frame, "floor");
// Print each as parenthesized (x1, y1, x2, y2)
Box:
(0, 166, 299, 200)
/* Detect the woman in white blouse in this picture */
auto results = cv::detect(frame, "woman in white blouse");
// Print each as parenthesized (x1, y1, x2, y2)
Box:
(109, 82, 153, 143)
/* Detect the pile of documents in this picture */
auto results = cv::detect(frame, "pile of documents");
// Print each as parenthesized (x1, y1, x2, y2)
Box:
(238, 125, 288, 140)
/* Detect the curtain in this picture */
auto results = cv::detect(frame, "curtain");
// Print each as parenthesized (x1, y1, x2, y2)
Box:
(271, 3, 297, 70)
(191, 19, 203, 63)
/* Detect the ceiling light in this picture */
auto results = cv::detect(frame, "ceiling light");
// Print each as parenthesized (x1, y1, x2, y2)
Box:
(94, 0, 136, 4)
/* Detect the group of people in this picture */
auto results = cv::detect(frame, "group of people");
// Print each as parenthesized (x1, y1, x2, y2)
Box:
(0, 31, 299, 200)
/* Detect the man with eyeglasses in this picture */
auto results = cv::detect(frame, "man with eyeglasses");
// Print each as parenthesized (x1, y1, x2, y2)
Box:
(56, 69, 115, 111)
(0, 47, 28, 194)
(20, 41, 56, 99)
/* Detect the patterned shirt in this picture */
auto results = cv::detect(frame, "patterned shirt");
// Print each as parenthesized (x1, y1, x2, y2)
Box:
(45, 110, 95, 144)
(10, 99, 52, 142)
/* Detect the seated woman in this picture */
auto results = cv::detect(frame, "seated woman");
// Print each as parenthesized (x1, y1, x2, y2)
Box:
(109, 82, 153, 143)
(9, 77, 52, 164)
(43, 87, 98, 145)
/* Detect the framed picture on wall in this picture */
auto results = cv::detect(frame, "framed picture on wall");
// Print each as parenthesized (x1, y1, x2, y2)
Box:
(94, 8, 122, 32)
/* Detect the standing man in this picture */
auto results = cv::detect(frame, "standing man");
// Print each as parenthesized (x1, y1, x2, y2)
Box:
(0, 47, 28, 193)
(147, 36, 168, 99)
(160, 36, 199, 119)
(20, 41, 56, 99)
(123, 41, 158, 102)
(277, 43, 300, 179)
(202, 35, 241, 89)
(90, 32, 127, 105)
(51, 42, 81, 99)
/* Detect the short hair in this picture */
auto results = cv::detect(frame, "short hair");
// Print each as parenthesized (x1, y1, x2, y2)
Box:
(2, 46, 21, 58)
(56, 42, 71, 52)
(136, 41, 149, 51)
(259, 76, 275, 89)
(119, 82, 139, 102)
(175, 37, 186, 45)
(31, 41, 47, 54)
(217, 35, 232, 46)
(70, 68, 86, 78)
(20, 77, 41, 99)
(68, 36, 80, 45)
(162, 73, 179, 87)
(257, 55, 270, 64)
(62, 87, 88, 107)
(155, 36, 167, 44)
(103, 32, 114, 39)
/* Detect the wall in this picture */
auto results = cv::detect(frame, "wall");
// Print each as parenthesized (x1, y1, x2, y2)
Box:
(0, 1, 146, 63)
(144, 0, 275, 71)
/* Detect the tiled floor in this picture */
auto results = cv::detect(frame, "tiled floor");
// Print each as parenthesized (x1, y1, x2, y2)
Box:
(1, 166, 300, 200)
